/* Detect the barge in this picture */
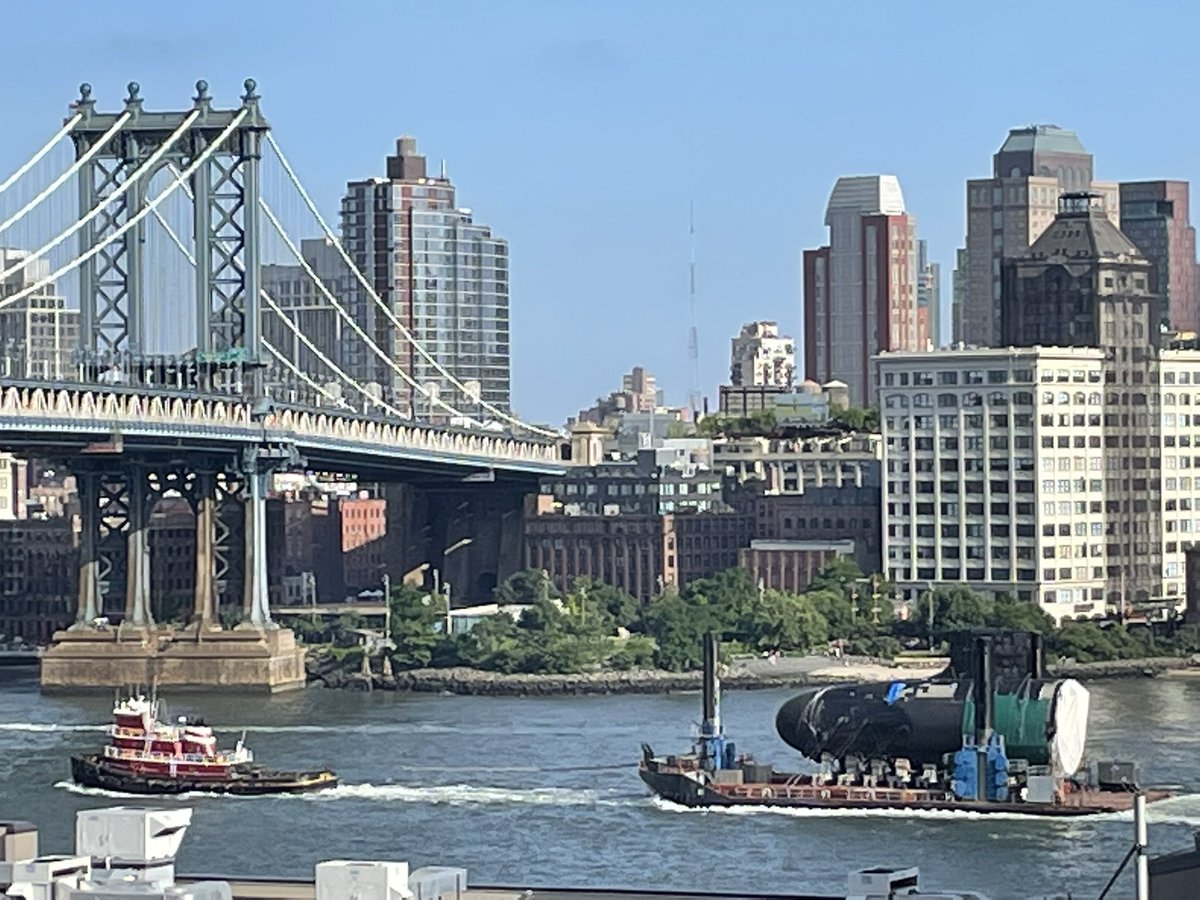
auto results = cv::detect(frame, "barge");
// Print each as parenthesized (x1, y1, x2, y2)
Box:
(640, 631, 1171, 816)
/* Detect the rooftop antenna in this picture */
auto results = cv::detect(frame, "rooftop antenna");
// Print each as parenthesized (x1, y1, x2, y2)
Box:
(687, 201, 702, 418)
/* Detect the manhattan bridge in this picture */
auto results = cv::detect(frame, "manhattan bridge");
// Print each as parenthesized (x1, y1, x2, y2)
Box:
(0, 80, 564, 639)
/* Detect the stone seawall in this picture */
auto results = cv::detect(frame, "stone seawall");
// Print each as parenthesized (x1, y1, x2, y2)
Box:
(306, 651, 1200, 696)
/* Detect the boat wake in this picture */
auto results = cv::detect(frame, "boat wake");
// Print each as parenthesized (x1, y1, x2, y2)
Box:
(54, 781, 213, 801)
(3, 722, 456, 736)
(56, 779, 648, 808)
(648, 794, 1200, 824)
(307, 782, 644, 807)
(211, 723, 458, 736)
(0, 723, 104, 733)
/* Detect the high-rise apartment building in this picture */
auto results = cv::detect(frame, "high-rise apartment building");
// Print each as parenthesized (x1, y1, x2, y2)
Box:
(0, 249, 79, 381)
(960, 125, 1119, 347)
(917, 241, 942, 349)
(803, 175, 924, 406)
(1119, 180, 1198, 333)
(730, 321, 795, 387)
(341, 137, 511, 417)
(262, 238, 352, 380)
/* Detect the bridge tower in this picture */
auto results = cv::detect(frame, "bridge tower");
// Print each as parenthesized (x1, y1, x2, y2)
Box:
(66, 81, 278, 634)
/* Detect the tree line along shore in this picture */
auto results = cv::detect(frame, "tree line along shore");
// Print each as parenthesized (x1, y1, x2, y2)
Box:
(291, 560, 1200, 693)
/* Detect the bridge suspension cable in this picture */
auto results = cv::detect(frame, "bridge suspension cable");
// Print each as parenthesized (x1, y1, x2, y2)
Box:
(265, 133, 556, 438)
(0, 111, 130, 242)
(0, 109, 196, 284)
(0, 112, 82, 198)
(0, 109, 244, 313)
(259, 198, 468, 420)
(147, 195, 406, 418)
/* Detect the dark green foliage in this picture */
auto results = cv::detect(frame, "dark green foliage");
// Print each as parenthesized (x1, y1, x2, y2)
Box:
(642, 590, 711, 671)
(387, 584, 444, 668)
(303, 559, 1186, 675)
(494, 569, 557, 606)
(829, 405, 880, 433)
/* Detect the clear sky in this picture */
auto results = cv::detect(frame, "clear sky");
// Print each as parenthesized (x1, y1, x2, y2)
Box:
(0, 0, 1196, 425)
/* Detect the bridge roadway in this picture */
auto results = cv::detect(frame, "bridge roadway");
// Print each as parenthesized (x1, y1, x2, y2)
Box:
(0, 381, 565, 481)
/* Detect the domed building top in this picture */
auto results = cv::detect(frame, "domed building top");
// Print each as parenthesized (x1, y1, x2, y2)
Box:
(799, 379, 822, 394)
(997, 125, 1088, 157)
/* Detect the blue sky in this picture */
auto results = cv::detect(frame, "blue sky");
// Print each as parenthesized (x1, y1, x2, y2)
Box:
(0, 0, 1196, 424)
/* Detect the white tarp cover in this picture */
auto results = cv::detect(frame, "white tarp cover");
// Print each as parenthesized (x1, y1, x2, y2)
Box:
(1045, 679, 1090, 776)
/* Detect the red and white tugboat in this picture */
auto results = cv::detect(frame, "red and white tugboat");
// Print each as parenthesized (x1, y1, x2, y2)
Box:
(70, 695, 337, 795)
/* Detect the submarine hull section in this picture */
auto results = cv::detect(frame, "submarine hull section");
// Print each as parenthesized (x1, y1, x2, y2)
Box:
(775, 679, 1089, 772)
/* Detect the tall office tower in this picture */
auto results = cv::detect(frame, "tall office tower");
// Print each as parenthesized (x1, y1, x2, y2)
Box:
(803, 175, 923, 406)
(1002, 191, 1160, 609)
(341, 137, 511, 418)
(1119, 180, 1199, 334)
(961, 125, 1119, 347)
(262, 238, 352, 379)
(0, 249, 79, 381)
(730, 321, 796, 387)
(916, 241, 942, 349)
(951, 247, 967, 345)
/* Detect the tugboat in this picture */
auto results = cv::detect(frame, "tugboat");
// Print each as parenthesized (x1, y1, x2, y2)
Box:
(70, 695, 337, 795)
(640, 631, 1173, 816)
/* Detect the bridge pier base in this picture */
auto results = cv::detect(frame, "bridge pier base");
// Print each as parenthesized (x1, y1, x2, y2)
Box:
(40, 625, 306, 694)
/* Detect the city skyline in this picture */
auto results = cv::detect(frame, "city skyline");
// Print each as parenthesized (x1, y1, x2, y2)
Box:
(1, 1, 1199, 423)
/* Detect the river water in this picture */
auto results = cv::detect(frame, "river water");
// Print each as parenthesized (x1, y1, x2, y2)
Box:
(0, 671, 1198, 899)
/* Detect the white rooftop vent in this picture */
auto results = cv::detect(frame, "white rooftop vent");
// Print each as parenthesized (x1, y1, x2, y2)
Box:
(316, 860, 412, 900)
(76, 808, 192, 867)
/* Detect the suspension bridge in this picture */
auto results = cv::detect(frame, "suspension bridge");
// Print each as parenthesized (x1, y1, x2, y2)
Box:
(0, 80, 564, 688)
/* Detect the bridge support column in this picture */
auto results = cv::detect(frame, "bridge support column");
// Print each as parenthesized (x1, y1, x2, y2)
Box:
(241, 451, 272, 628)
(72, 471, 101, 628)
(192, 471, 217, 628)
(124, 467, 153, 628)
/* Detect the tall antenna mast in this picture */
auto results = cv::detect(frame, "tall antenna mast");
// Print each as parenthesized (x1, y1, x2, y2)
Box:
(687, 201, 702, 417)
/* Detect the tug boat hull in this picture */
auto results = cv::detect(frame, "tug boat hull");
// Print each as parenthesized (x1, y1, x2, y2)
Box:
(71, 753, 337, 796)
(639, 758, 1169, 817)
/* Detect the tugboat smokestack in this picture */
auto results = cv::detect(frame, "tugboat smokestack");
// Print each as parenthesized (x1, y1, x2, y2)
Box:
(702, 632, 720, 733)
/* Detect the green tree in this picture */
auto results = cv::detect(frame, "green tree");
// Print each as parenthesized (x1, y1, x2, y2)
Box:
(642, 591, 711, 671)
(608, 634, 656, 670)
(681, 568, 757, 636)
(807, 557, 864, 595)
(808, 588, 857, 641)
(829, 405, 880, 433)
(495, 569, 557, 606)
(914, 585, 995, 643)
(568, 577, 638, 630)
(740, 590, 829, 653)
(1052, 621, 1120, 663)
(387, 584, 445, 669)
(447, 613, 524, 672)
(989, 595, 1056, 635)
